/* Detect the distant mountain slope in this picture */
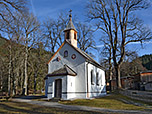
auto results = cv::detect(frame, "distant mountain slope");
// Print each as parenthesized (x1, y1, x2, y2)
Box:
(0, 36, 9, 56)
(140, 54, 152, 70)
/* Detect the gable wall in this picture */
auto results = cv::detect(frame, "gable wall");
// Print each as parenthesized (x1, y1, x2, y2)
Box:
(48, 43, 85, 74)
(47, 43, 87, 99)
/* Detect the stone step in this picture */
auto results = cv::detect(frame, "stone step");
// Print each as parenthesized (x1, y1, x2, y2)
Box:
(49, 98, 61, 102)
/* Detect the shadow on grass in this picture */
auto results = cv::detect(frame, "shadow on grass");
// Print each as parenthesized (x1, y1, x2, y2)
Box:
(0, 102, 53, 114)
(0, 101, 104, 114)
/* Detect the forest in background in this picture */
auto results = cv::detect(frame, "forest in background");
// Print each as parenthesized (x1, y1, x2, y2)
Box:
(0, 35, 52, 95)
(140, 54, 152, 70)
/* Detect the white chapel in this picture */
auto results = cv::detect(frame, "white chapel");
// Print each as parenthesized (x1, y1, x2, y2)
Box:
(45, 13, 106, 100)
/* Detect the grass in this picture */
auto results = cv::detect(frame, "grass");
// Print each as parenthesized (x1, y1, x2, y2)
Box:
(60, 93, 152, 111)
(1, 93, 151, 113)
(0, 100, 104, 114)
(117, 93, 152, 106)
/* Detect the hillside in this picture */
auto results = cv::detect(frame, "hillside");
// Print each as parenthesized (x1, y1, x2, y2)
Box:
(0, 36, 7, 46)
(0, 36, 9, 56)
(140, 54, 152, 70)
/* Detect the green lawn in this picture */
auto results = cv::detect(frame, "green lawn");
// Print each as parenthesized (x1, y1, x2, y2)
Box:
(60, 93, 152, 111)
(0, 100, 104, 114)
(0, 93, 151, 114)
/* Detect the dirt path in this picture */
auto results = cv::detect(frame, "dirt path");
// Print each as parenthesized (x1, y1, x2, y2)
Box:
(11, 96, 151, 114)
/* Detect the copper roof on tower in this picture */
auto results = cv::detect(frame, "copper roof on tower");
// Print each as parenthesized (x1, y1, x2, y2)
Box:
(64, 12, 77, 32)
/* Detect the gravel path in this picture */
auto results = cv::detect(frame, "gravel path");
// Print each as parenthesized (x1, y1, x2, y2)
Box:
(11, 97, 152, 114)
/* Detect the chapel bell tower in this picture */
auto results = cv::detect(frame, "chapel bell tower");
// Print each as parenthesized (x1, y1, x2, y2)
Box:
(64, 10, 77, 48)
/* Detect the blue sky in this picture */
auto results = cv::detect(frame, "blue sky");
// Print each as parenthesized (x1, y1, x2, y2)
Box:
(29, 0, 152, 58)
(29, 0, 87, 21)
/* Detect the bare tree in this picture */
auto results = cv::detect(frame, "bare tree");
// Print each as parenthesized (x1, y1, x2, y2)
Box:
(3, 12, 40, 95)
(0, 0, 27, 96)
(28, 42, 50, 94)
(0, 0, 26, 25)
(42, 13, 68, 53)
(43, 12, 96, 54)
(100, 37, 113, 90)
(88, 0, 152, 88)
(0, 1, 51, 95)
(120, 57, 147, 76)
(0, 12, 23, 96)
(76, 22, 96, 52)
(20, 13, 40, 95)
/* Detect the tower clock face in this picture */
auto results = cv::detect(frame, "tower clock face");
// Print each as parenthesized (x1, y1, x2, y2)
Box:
(71, 54, 76, 59)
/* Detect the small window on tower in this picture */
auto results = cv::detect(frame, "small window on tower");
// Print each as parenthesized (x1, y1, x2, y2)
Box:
(74, 32, 77, 40)
(67, 31, 70, 39)
(64, 50, 68, 57)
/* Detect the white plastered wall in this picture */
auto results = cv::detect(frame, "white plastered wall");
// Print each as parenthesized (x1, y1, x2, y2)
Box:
(45, 79, 48, 97)
(67, 75, 76, 99)
(47, 76, 68, 100)
(87, 62, 106, 98)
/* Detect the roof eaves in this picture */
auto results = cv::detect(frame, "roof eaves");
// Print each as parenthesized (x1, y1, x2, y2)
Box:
(65, 41, 105, 70)
(44, 76, 48, 80)
(64, 28, 77, 33)
(46, 72, 76, 77)
(86, 59, 105, 70)
(46, 64, 77, 77)
(140, 70, 152, 74)
(64, 64, 77, 75)
(47, 41, 65, 64)
(120, 76, 134, 79)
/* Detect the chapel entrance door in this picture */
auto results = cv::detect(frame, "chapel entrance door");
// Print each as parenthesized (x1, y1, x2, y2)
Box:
(55, 79, 62, 98)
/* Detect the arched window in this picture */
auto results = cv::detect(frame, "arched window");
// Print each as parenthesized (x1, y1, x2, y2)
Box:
(64, 50, 68, 57)
(96, 72, 99, 85)
(91, 70, 94, 85)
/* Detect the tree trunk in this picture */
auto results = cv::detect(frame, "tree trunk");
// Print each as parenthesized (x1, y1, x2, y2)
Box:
(16, 67, 19, 95)
(0, 69, 2, 90)
(109, 68, 113, 91)
(8, 62, 11, 96)
(109, 48, 113, 91)
(34, 71, 37, 94)
(21, 65, 24, 95)
(8, 45, 12, 96)
(23, 47, 28, 95)
(12, 73, 16, 96)
(115, 65, 122, 89)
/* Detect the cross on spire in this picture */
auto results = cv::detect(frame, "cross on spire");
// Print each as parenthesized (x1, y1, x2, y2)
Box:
(69, 9, 72, 18)
(69, 9, 72, 13)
